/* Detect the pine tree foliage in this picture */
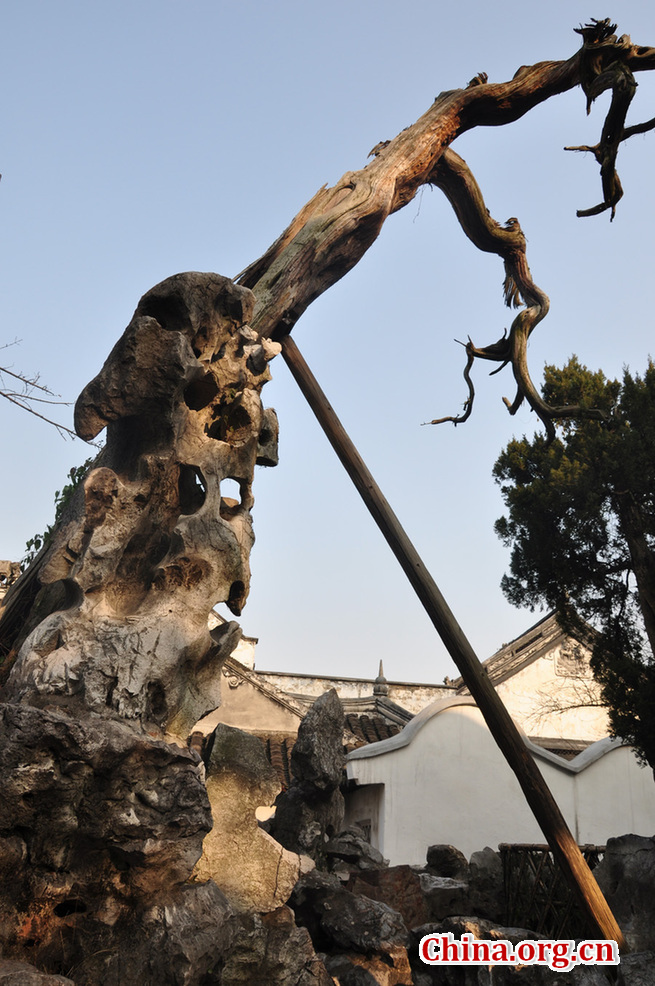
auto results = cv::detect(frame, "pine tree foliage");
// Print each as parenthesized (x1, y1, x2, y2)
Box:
(494, 357, 655, 768)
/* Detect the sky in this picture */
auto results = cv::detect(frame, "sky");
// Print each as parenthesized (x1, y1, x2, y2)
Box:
(2, 1, 654, 686)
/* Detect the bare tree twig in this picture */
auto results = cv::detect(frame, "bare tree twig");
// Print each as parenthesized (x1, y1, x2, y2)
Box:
(0, 341, 95, 443)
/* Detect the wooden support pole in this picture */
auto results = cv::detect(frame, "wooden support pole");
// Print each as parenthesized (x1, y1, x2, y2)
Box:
(280, 332, 625, 950)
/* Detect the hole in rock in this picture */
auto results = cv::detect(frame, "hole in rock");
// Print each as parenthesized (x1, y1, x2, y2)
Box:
(179, 465, 207, 515)
(146, 680, 167, 721)
(221, 478, 241, 502)
(54, 899, 87, 917)
(227, 580, 246, 616)
(138, 294, 191, 334)
(208, 400, 252, 445)
(219, 478, 243, 519)
(184, 374, 219, 411)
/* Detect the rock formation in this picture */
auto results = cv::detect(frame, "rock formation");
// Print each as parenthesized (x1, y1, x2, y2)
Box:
(270, 688, 347, 864)
(193, 723, 313, 912)
(1, 272, 280, 740)
(0, 273, 310, 983)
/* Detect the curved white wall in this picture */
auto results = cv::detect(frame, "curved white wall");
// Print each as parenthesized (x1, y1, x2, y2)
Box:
(346, 699, 655, 863)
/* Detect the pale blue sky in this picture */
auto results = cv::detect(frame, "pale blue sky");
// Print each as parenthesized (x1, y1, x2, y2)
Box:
(2, 1, 654, 682)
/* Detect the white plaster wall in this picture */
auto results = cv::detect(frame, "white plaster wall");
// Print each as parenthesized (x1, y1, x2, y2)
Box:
(255, 672, 450, 714)
(494, 647, 609, 742)
(347, 701, 655, 864)
(195, 678, 301, 735)
(570, 745, 655, 844)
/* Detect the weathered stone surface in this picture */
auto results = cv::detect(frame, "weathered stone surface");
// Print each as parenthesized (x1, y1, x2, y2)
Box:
(193, 724, 313, 912)
(426, 844, 469, 881)
(594, 834, 655, 952)
(271, 785, 345, 862)
(0, 704, 210, 895)
(3, 272, 279, 740)
(69, 881, 236, 986)
(323, 947, 412, 986)
(468, 846, 505, 922)
(347, 865, 429, 929)
(221, 906, 333, 986)
(419, 873, 471, 921)
(290, 870, 409, 955)
(0, 274, 280, 981)
(0, 960, 75, 985)
(617, 952, 655, 986)
(326, 828, 388, 873)
(290, 689, 346, 793)
(270, 689, 346, 863)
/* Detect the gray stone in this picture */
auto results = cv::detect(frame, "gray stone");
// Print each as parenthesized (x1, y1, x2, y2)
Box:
(617, 952, 655, 986)
(468, 846, 505, 922)
(0, 274, 280, 981)
(221, 906, 333, 986)
(426, 844, 469, 881)
(594, 834, 655, 953)
(291, 688, 346, 793)
(325, 828, 388, 872)
(73, 881, 236, 986)
(4, 272, 279, 739)
(0, 961, 75, 985)
(347, 865, 428, 929)
(419, 873, 471, 920)
(270, 690, 346, 864)
(290, 870, 409, 955)
(0, 703, 211, 894)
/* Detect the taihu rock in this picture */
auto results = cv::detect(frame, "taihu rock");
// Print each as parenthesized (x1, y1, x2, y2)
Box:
(0, 273, 283, 982)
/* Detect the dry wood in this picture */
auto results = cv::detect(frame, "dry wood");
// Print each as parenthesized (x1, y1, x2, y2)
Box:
(239, 20, 655, 435)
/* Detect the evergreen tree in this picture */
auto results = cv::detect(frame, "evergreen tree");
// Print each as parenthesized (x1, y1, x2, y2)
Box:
(494, 357, 655, 769)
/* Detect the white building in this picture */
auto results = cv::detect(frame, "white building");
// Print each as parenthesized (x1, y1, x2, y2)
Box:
(345, 697, 655, 862)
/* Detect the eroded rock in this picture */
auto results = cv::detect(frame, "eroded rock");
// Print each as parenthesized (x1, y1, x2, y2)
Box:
(3, 272, 279, 740)
(221, 906, 333, 986)
(594, 834, 655, 952)
(468, 846, 505, 923)
(290, 870, 409, 955)
(270, 689, 346, 863)
(425, 844, 469, 881)
(0, 960, 75, 985)
(326, 828, 388, 874)
(347, 865, 429, 929)
(193, 724, 313, 912)
(0, 274, 281, 981)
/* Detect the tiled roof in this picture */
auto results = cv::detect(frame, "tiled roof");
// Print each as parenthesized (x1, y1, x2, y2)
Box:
(344, 712, 402, 748)
(528, 736, 592, 761)
(453, 612, 569, 691)
(257, 734, 296, 790)
(255, 711, 405, 789)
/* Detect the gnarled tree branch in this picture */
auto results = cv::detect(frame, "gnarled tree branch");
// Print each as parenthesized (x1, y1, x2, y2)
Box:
(235, 20, 654, 436)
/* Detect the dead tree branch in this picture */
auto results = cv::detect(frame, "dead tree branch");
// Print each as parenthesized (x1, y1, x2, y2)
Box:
(0, 342, 79, 440)
(236, 20, 655, 436)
